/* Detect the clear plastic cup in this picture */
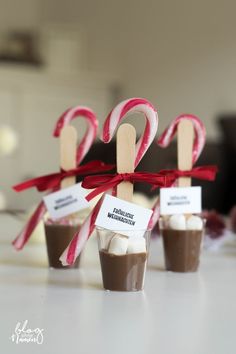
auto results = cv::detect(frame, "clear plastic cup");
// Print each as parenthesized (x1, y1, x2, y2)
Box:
(44, 218, 81, 269)
(159, 216, 204, 273)
(97, 227, 151, 291)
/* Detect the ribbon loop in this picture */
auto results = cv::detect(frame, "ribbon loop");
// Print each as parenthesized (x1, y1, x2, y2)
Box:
(13, 161, 115, 193)
(159, 165, 218, 182)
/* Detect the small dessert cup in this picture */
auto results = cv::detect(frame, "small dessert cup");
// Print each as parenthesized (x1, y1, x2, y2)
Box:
(159, 215, 204, 273)
(44, 217, 81, 269)
(97, 227, 151, 291)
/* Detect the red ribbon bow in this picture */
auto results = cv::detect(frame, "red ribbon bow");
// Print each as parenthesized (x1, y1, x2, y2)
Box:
(82, 165, 218, 202)
(159, 165, 218, 181)
(82, 172, 175, 201)
(13, 160, 115, 193)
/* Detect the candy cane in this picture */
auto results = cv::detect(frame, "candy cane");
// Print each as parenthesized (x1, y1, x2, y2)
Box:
(60, 98, 158, 265)
(148, 114, 206, 229)
(12, 106, 98, 250)
(12, 201, 47, 250)
(158, 114, 206, 164)
(103, 98, 158, 166)
(53, 106, 98, 165)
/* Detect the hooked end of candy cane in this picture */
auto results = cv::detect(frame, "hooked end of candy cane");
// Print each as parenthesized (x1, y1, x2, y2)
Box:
(102, 132, 111, 143)
(12, 237, 24, 250)
(101, 112, 112, 143)
(52, 124, 62, 138)
(156, 135, 167, 148)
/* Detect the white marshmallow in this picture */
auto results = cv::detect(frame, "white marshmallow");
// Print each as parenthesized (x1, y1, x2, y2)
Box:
(108, 234, 128, 255)
(127, 237, 146, 254)
(99, 230, 115, 250)
(186, 215, 203, 230)
(169, 214, 186, 230)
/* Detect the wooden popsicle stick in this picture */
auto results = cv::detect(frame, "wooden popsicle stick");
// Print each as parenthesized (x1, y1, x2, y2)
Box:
(177, 120, 194, 187)
(116, 124, 136, 202)
(60, 126, 77, 189)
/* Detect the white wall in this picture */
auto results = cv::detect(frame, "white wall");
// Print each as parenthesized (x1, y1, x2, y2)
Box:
(0, 0, 41, 30)
(41, 0, 236, 139)
(1, 0, 236, 139)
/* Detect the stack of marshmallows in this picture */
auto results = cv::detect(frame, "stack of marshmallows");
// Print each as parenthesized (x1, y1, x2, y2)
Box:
(100, 231, 147, 255)
(166, 214, 203, 230)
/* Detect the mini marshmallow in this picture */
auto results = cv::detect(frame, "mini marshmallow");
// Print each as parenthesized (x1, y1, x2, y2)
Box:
(186, 215, 203, 230)
(169, 214, 186, 230)
(127, 237, 146, 254)
(108, 234, 128, 255)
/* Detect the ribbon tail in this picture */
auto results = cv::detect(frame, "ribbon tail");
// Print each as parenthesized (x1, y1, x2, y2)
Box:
(13, 173, 61, 193)
(75, 161, 115, 175)
(91, 161, 115, 172)
(12, 201, 47, 250)
(199, 165, 218, 181)
(85, 181, 119, 201)
(85, 188, 105, 202)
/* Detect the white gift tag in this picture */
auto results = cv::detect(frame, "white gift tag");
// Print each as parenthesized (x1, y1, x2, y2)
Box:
(95, 194, 153, 238)
(160, 186, 202, 215)
(43, 183, 89, 219)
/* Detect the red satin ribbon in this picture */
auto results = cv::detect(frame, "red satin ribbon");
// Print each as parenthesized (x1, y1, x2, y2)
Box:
(83, 172, 175, 201)
(82, 165, 218, 201)
(159, 165, 218, 181)
(13, 160, 115, 193)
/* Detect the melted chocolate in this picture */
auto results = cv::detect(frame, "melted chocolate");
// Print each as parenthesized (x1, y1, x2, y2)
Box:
(99, 250, 147, 291)
(162, 229, 203, 272)
(44, 224, 80, 269)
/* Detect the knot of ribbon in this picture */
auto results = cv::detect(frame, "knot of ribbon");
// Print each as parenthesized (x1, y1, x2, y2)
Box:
(13, 160, 115, 193)
(82, 172, 175, 201)
(82, 165, 218, 201)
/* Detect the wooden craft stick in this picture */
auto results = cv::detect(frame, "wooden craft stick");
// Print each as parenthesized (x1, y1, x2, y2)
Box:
(177, 120, 194, 187)
(116, 124, 136, 202)
(60, 126, 77, 189)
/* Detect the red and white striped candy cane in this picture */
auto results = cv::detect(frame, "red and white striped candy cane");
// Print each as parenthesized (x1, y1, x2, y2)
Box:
(103, 98, 158, 166)
(158, 113, 206, 164)
(12, 201, 47, 250)
(12, 106, 98, 250)
(148, 113, 206, 229)
(53, 106, 98, 165)
(60, 98, 158, 265)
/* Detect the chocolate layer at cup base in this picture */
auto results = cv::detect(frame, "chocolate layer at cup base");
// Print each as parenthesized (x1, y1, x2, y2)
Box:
(162, 229, 203, 272)
(99, 249, 147, 291)
(44, 223, 81, 269)
(97, 230, 149, 291)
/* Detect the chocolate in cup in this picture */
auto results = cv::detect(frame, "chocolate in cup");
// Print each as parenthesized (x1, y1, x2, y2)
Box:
(44, 222, 81, 269)
(160, 217, 203, 272)
(97, 228, 150, 291)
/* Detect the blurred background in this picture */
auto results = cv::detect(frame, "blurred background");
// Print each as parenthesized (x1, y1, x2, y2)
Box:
(0, 0, 236, 214)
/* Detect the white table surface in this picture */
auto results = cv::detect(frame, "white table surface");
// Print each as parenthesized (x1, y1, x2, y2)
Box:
(0, 213, 236, 354)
